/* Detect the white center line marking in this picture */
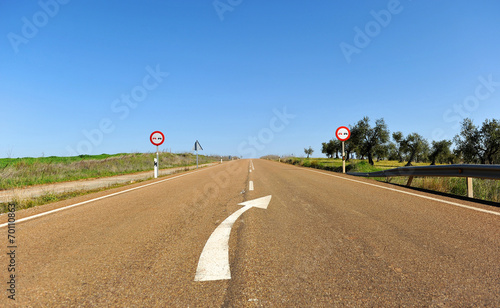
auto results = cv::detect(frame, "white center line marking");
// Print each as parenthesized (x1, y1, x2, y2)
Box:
(195, 195, 272, 281)
(249, 181, 254, 191)
(306, 169, 500, 217)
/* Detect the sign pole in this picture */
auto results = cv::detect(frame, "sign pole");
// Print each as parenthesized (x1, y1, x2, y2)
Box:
(193, 140, 203, 169)
(154, 145, 159, 178)
(342, 141, 345, 174)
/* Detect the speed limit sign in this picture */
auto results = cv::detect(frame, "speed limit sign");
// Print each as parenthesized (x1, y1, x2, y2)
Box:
(150, 131, 165, 146)
(336, 126, 351, 141)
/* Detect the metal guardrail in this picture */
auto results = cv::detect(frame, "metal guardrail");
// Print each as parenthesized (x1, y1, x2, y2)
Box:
(348, 164, 500, 198)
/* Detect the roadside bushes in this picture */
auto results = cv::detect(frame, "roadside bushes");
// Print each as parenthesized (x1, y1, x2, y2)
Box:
(283, 158, 371, 173)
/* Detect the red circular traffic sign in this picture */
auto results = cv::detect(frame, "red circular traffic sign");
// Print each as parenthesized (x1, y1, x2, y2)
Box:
(336, 126, 351, 141)
(150, 131, 165, 146)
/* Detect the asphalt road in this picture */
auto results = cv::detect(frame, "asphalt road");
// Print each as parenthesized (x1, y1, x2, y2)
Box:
(1, 159, 499, 307)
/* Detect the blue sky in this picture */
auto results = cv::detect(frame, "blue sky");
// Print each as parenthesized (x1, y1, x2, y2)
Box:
(1, 0, 499, 158)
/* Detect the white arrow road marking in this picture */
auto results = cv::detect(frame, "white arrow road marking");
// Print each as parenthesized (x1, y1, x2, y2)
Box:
(194, 195, 272, 282)
(249, 181, 254, 191)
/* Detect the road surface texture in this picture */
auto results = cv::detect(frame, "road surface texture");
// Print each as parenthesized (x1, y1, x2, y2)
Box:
(1, 159, 499, 306)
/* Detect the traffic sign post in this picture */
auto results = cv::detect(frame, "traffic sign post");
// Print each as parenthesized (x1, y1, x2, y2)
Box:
(192, 140, 203, 168)
(150, 131, 165, 178)
(336, 126, 351, 174)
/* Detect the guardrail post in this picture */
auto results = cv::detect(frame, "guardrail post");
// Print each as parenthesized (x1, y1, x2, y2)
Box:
(467, 177, 473, 198)
(406, 176, 414, 187)
(348, 165, 499, 200)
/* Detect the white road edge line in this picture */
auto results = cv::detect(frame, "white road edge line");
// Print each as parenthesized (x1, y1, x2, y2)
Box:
(194, 195, 271, 281)
(0, 165, 219, 228)
(306, 169, 500, 217)
(249, 181, 254, 191)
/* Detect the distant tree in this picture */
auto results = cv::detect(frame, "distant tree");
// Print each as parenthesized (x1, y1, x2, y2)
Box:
(349, 123, 363, 159)
(348, 124, 359, 158)
(454, 119, 481, 163)
(429, 140, 453, 165)
(350, 117, 390, 165)
(321, 142, 332, 158)
(321, 140, 341, 158)
(333, 140, 342, 158)
(344, 135, 356, 161)
(373, 144, 389, 161)
(304, 146, 314, 158)
(495, 149, 500, 164)
(477, 119, 500, 164)
(387, 142, 399, 161)
(454, 118, 500, 164)
(392, 131, 406, 162)
(418, 140, 431, 163)
(400, 133, 429, 166)
(453, 147, 463, 163)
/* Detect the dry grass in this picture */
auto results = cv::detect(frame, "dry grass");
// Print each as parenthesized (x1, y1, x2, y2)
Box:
(0, 161, 213, 213)
(0, 152, 218, 190)
(386, 176, 500, 203)
(0, 182, 133, 214)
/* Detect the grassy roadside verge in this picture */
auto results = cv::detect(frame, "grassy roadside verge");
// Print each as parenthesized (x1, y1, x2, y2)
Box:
(276, 157, 500, 203)
(0, 152, 219, 190)
(0, 163, 201, 214)
(0, 182, 133, 214)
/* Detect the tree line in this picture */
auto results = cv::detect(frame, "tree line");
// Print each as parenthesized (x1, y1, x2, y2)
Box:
(321, 117, 500, 166)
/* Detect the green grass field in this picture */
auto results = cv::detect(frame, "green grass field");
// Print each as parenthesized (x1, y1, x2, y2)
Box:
(278, 157, 499, 203)
(280, 157, 426, 173)
(303, 157, 430, 169)
(0, 152, 219, 190)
